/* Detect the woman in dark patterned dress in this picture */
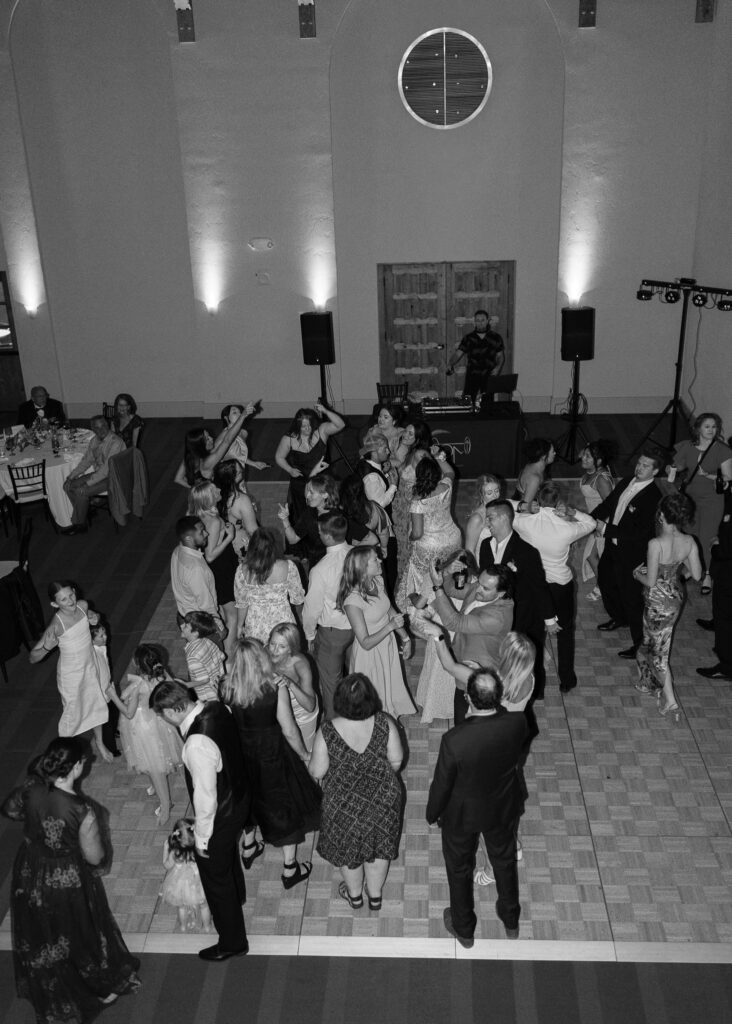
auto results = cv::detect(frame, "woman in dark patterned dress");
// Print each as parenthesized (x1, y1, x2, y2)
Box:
(309, 674, 404, 911)
(633, 492, 702, 721)
(3, 737, 140, 1024)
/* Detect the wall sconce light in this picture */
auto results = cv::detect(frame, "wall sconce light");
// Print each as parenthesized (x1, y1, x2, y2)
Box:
(298, 0, 316, 38)
(174, 0, 195, 43)
(247, 238, 274, 252)
(579, 0, 597, 28)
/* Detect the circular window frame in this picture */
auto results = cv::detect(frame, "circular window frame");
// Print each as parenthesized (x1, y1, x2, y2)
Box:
(398, 27, 493, 131)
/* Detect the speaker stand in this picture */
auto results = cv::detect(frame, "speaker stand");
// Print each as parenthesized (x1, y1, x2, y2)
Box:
(554, 357, 590, 464)
(318, 364, 355, 476)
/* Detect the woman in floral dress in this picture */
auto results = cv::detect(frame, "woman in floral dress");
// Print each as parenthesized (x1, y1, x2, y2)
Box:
(234, 527, 304, 642)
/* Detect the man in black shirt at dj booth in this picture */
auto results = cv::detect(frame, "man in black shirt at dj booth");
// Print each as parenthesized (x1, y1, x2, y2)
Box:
(446, 309, 505, 403)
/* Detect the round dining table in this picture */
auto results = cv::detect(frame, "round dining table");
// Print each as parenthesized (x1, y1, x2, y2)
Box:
(0, 431, 91, 529)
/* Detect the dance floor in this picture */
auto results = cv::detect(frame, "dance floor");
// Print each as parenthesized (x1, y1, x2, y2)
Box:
(1, 414, 730, 1018)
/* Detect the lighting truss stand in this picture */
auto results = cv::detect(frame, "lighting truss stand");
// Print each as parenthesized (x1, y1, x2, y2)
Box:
(554, 357, 590, 464)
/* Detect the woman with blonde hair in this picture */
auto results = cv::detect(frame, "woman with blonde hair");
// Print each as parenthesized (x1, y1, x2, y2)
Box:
(268, 622, 319, 751)
(220, 638, 320, 888)
(187, 480, 238, 653)
(337, 546, 416, 718)
(464, 474, 503, 560)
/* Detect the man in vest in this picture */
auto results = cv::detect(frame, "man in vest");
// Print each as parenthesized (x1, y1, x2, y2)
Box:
(356, 426, 398, 595)
(150, 679, 250, 961)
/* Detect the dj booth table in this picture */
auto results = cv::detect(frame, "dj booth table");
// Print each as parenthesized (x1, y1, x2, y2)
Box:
(425, 409, 524, 479)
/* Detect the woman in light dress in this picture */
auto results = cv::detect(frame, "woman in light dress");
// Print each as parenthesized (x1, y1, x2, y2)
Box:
(337, 547, 416, 718)
(188, 480, 239, 656)
(370, 402, 405, 458)
(215, 403, 269, 480)
(234, 527, 304, 642)
(464, 474, 503, 561)
(391, 418, 433, 580)
(268, 622, 319, 752)
(578, 441, 615, 600)
(29, 581, 112, 763)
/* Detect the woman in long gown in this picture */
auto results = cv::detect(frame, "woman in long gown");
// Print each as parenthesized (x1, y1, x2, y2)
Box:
(29, 582, 113, 763)
(3, 737, 140, 1024)
(391, 418, 432, 581)
(188, 480, 239, 654)
(274, 402, 345, 523)
(633, 492, 702, 719)
(234, 527, 305, 642)
(309, 673, 404, 911)
(220, 638, 320, 889)
(396, 454, 460, 614)
(337, 547, 416, 717)
(578, 440, 615, 598)
(672, 412, 732, 593)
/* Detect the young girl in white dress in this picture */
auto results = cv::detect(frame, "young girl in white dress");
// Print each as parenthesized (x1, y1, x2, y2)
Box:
(29, 580, 113, 763)
(105, 644, 183, 825)
(161, 818, 212, 933)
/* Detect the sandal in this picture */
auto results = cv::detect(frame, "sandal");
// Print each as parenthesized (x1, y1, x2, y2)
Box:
(366, 891, 382, 911)
(240, 838, 264, 870)
(338, 880, 363, 909)
(282, 860, 312, 890)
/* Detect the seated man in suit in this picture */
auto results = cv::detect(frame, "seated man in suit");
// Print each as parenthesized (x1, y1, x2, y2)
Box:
(478, 499, 558, 700)
(429, 560, 514, 724)
(592, 450, 663, 659)
(17, 385, 65, 428)
(61, 414, 125, 532)
(427, 667, 528, 946)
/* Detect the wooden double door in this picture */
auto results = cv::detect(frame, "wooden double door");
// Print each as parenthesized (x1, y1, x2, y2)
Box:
(377, 261, 515, 400)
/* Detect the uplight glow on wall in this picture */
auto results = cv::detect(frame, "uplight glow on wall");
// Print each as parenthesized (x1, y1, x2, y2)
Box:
(306, 251, 335, 311)
(199, 240, 225, 314)
(560, 196, 599, 306)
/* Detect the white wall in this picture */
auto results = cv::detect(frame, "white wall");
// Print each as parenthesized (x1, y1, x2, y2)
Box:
(0, 0, 727, 419)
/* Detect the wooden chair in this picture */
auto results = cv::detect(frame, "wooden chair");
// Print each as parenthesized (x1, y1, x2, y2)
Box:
(376, 382, 409, 404)
(102, 402, 115, 420)
(7, 460, 58, 537)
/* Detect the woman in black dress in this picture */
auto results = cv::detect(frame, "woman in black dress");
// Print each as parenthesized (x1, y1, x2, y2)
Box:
(188, 481, 239, 654)
(274, 402, 345, 523)
(309, 674, 404, 911)
(278, 471, 340, 568)
(2, 737, 140, 1023)
(220, 638, 320, 890)
(110, 393, 144, 448)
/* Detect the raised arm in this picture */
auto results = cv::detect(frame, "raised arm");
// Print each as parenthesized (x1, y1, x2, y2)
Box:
(201, 406, 250, 472)
(314, 401, 345, 439)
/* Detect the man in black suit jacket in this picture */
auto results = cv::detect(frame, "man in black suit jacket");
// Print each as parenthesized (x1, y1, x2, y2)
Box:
(478, 499, 558, 700)
(592, 450, 663, 657)
(427, 668, 528, 945)
(151, 680, 251, 962)
(697, 484, 732, 681)
(17, 385, 65, 428)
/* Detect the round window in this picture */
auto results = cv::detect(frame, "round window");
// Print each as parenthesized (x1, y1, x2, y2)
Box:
(398, 28, 492, 130)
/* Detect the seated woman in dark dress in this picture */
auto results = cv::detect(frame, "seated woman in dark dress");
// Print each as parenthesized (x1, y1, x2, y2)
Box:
(274, 402, 345, 522)
(220, 638, 321, 890)
(111, 392, 144, 448)
(2, 737, 140, 1023)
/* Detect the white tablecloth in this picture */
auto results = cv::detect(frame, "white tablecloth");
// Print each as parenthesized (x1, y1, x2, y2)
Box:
(0, 439, 87, 528)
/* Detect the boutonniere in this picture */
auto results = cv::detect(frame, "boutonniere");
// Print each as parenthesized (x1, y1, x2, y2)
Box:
(506, 561, 517, 572)
(628, 505, 636, 514)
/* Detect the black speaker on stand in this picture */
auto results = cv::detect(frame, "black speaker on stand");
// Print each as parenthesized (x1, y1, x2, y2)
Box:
(555, 306, 595, 464)
(299, 311, 354, 474)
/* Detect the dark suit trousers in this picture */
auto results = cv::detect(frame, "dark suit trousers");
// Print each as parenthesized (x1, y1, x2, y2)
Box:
(597, 540, 644, 647)
(453, 687, 468, 725)
(314, 625, 354, 719)
(712, 563, 732, 672)
(442, 822, 520, 937)
(548, 580, 576, 689)
(195, 819, 248, 951)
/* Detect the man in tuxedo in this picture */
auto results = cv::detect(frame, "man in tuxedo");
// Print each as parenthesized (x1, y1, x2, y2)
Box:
(150, 679, 250, 961)
(478, 499, 558, 700)
(427, 668, 528, 946)
(17, 385, 64, 428)
(697, 484, 732, 681)
(592, 451, 663, 658)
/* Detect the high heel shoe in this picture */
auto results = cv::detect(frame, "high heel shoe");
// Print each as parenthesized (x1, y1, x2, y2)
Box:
(282, 860, 312, 890)
(240, 838, 264, 870)
(658, 701, 680, 722)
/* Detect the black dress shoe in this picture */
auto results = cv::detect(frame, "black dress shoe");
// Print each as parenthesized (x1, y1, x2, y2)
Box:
(198, 942, 249, 962)
(443, 908, 474, 949)
(504, 925, 520, 940)
(559, 681, 577, 693)
(618, 646, 638, 659)
(696, 619, 715, 632)
(696, 665, 732, 681)
(598, 619, 626, 631)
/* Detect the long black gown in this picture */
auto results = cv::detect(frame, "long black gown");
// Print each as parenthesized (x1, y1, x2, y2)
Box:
(229, 686, 321, 846)
(7, 778, 139, 1024)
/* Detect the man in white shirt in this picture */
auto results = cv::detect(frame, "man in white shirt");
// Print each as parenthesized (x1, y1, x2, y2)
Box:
(302, 510, 353, 718)
(61, 414, 125, 531)
(170, 516, 220, 620)
(514, 483, 595, 693)
(592, 451, 663, 658)
(150, 679, 250, 961)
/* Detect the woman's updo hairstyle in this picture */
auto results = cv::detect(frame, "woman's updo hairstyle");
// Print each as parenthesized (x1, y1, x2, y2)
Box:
(134, 644, 168, 681)
(658, 491, 695, 529)
(36, 738, 87, 785)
